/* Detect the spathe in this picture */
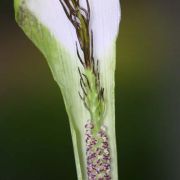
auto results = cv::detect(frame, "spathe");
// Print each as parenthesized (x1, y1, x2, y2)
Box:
(18, 0, 120, 58)
(14, 0, 121, 179)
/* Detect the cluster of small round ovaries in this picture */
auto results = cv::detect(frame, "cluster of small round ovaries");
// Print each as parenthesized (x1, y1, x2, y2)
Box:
(85, 121, 111, 180)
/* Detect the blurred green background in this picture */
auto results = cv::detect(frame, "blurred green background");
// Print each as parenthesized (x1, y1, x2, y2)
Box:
(0, 0, 180, 179)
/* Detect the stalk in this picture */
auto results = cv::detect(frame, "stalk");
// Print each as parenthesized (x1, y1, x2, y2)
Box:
(14, 0, 120, 179)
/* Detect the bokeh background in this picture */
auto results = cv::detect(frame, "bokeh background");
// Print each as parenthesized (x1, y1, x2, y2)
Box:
(0, 0, 180, 179)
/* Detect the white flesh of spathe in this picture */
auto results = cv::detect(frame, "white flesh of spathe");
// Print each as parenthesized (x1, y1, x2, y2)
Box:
(27, 0, 121, 60)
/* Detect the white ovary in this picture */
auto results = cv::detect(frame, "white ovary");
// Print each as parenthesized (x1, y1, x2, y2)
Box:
(26, 0, 121, 60)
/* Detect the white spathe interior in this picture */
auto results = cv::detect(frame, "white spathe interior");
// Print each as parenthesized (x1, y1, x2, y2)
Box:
(26, 0, 121, 60)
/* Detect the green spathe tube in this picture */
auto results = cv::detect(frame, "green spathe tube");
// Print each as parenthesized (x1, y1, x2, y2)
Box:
(14, 0, 121, 179)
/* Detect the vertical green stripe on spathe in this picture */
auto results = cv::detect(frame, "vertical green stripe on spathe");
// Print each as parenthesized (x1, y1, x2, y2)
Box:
(15, 2, 65, 84)
(14, 0, 23, 14)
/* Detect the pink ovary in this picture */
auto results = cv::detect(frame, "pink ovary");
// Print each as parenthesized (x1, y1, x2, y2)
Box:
(85, 121, 111, 180)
